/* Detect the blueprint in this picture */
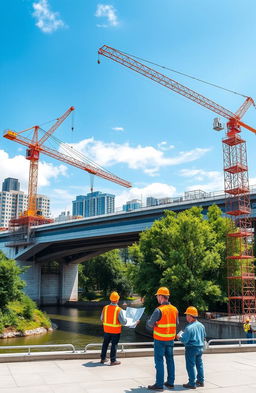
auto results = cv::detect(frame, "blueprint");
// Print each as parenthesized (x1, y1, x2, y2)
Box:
(124, 307, 145, 328)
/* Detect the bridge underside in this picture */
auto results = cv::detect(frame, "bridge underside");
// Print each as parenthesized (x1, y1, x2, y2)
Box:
(17, 232, 139, 264)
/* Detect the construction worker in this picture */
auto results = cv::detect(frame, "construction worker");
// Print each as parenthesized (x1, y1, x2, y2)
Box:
(243, 318, 255, 344)
(178, 306, 206, 389)
(147, 287, 178, 391)
(100, 291, 127, 366)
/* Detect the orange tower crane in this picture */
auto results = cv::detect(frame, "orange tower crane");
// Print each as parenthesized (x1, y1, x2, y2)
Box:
(98, 44, 256, 318)
(4, 106, 131, 227)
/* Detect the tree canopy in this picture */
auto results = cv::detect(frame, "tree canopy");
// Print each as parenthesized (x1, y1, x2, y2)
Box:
(79, 249, 132, 298)
(130, 205, 232, 312)
(0, 251, 25, 310)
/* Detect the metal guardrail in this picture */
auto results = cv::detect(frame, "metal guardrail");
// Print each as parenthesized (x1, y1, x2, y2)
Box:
(84, 341, 153, 353)
(84, 341, 183, 353)
(1, 338, 256, 357)
(0, 344, 75, 355)
(206, 338, 256, 348)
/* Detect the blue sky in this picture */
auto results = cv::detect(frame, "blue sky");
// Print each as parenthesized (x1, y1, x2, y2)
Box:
(1, 0, 256, 216)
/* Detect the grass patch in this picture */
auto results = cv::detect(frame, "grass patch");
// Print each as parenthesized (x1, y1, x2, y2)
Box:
(0, 296, 51, 335)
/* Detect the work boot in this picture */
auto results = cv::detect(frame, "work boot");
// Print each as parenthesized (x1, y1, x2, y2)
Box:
(100, 358, 108, 364)
(164, 381, 174, 389)
(196, 381, 204, 387)
(110, 360, 121, 366)
(147, 384, 164, 391)
(183, 383, 196, 389)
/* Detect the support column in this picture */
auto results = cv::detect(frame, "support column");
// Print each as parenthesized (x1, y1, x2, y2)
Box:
(61, 263, 78, 304)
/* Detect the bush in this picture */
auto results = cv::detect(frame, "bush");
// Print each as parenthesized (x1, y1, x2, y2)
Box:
(0, 311, 4, 333)
(84, 291, 97, 301)
(0, 252, 25, 310)
(22, 295, 36, 320)
(2, 309, 18, 328)
(34, 309, 51, 329)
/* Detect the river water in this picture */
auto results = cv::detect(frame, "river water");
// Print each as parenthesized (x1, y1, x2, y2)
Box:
(0, 306, 151, 350)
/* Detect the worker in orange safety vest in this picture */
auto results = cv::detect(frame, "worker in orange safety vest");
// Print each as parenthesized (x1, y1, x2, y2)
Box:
(100, 291, 127, 366)
(147, 287, 179, 391)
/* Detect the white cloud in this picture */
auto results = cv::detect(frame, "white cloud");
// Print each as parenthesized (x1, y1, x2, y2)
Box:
(180, 168, 223, 192)
(67, 138, 210, 176)
(32, 0, 66, 33)
(0, 149, 67, 192)
(180, 168, 256, 194)
(157, 141, 175, 151)
(112, 126, 124, 131)
(115, 182, 176, 208)
(50, 188, 76, 217)
(95, 4, 119, 27)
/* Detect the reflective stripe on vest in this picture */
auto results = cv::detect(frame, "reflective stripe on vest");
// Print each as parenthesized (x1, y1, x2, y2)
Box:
(153, 304, 177, 341)
(103, 305, 122, 333)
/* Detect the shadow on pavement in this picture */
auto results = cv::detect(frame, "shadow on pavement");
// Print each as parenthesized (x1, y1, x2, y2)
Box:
(124, 387, 150, 393)
(124, 385, 187, 392)
(82, 361, 108, 367)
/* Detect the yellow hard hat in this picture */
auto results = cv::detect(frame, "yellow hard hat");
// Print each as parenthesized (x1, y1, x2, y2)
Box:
(155, 287, 170, 296)
(110, 291, 120, 302)
(246, 318, 250, 322)
(184, 306, 198, 317)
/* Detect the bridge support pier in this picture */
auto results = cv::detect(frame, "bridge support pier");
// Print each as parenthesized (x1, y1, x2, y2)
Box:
(19, 260, 78, 305)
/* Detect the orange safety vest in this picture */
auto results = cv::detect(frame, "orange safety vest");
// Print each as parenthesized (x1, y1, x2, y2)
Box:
(102, 305, 122, 334)
(153, 304, 178, 341)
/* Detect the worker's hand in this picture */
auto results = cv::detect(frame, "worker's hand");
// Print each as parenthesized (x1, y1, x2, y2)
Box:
(135, 320, 140, 326)
(123, 302, 127, 309)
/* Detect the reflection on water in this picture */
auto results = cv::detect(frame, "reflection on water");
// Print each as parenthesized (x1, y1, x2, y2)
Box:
(0, 306, 151, 350)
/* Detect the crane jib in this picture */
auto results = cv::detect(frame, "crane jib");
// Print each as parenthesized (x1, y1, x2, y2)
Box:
(98, 45, 256, 133)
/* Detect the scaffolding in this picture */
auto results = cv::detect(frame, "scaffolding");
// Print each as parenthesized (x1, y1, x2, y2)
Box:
(223, 120, 256, 319)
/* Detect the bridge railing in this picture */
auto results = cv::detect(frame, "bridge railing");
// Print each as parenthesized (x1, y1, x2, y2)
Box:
(1, 339, 256, 357)
(0, 343, 75, 355)
(206, 338, 256, 348)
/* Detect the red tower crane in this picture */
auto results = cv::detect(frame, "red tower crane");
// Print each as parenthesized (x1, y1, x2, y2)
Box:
(3, 106, 131, 228)
(98, 44, 256, 318)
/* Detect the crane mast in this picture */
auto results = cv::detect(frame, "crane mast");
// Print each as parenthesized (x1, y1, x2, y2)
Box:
(98, 45, 256, 319)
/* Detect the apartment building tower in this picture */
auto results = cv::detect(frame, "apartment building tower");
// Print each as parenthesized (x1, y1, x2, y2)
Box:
(72, 191, 115, 218)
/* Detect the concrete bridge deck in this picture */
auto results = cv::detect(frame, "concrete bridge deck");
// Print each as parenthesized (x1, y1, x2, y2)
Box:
(0, 351, 256, 393)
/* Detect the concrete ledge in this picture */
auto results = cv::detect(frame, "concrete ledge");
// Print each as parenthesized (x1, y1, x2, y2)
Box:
(1, 344, 256, 362)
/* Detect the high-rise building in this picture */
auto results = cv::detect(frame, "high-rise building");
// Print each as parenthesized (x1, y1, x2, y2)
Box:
(123, 199, 142, 212)
(2, 177, 20, 192)
(72, 191, 115, 218)
(146, 197, 159, 207)
(36, 194, 50, 217)
(0, 190, 27, 228)
(55, 211, 72, 223)
(0, 178, 51, 227)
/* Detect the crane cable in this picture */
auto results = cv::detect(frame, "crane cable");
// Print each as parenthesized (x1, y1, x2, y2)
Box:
(113, 49, 251, 100)
(39, 127, 120, 176)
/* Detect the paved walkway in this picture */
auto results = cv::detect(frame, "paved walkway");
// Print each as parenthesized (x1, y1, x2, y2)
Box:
(0, 351, 256, 393)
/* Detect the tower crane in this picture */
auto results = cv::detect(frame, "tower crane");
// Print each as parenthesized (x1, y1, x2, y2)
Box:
(98, 44, 256, 318)
(3, 106, 131, 228)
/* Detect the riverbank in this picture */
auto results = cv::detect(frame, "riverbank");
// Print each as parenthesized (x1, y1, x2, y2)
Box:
(0, 327, 53, 339)
(0, 300, 52, 340)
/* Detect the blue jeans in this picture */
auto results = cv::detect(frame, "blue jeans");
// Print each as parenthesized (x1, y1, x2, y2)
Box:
(154, 339, 175, 388)
(185, 347, 204, 387)
(246, 331, 254, 344)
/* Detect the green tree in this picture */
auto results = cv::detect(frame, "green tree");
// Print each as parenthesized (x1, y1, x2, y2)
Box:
(80, 250, 132, 298)
(132, 206, 232, 312)
(0, 252, 25, 310)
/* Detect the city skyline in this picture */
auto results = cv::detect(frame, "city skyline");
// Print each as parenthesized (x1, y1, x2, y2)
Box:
(0, 177, 50, 227)
(1, 1, 256, 217)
